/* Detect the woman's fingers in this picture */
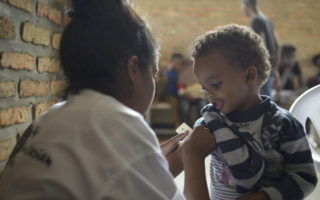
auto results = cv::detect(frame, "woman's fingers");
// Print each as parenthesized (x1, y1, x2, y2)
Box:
(161, 131, 189, 156)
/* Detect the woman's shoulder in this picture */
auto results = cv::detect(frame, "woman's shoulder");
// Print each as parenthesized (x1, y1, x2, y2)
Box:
(17, 90, 160, 169)
(33, 90, 154, 146)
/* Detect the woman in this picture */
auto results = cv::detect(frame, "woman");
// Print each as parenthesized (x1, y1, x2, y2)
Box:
(0, 0, 214, 199)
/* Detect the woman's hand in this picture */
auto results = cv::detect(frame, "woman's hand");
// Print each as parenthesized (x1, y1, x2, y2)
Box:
(160, 131, 189, 177)
(237, 192, 270, 200)
(161, 131, 189, 157)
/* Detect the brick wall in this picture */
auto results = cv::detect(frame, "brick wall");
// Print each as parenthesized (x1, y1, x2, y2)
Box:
(136, 0, 320, 78)
(0, 0, 70, 171)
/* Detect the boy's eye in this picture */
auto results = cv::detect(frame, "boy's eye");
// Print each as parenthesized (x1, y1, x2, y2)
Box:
(211, 81, 223, 89)
(200, 86, 208, 93)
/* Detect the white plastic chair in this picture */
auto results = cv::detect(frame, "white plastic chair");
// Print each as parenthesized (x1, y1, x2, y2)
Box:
(289, 85, 320, 172)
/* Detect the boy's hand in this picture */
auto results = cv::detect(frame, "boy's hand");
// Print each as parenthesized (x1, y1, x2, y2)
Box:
(237, 192, 270, 200)
(182, 125, 216, 159)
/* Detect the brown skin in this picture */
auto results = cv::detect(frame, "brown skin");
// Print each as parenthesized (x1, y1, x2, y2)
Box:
(237, 192, 269, 200)
(194, 50, 262, 114)
(161, 131, 188, 177)
(122, 55, 158, 115)
(182, 125, 216, 200)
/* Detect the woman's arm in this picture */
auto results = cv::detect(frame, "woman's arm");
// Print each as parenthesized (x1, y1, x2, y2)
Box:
(161, 132, 188, 177)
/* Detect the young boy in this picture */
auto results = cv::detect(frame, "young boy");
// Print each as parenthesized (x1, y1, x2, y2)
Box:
(192, 24, 317, 200)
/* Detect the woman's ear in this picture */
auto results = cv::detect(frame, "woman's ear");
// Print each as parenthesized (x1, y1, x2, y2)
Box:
(246, 65, 258, 85)
(127, 56, 139, 82)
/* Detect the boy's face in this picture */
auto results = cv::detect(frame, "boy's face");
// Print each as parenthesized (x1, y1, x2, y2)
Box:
(194, 50, 258, 114)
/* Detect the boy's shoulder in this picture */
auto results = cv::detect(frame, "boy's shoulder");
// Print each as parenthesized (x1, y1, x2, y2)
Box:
(193, 117, 205, 129)
(264, 100, 298, 124)
(263, 101, 306, 140)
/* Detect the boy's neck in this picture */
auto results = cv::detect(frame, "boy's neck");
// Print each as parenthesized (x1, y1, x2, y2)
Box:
(242, 94, 262, 111)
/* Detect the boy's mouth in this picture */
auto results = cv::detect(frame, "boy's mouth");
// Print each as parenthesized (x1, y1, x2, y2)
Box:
(211, 99, 224, 110)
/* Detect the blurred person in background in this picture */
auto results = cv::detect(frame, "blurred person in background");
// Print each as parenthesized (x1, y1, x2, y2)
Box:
(278, 44, 304, 90)
(242, 0, 280, 97)
(307, 53, 320, 88)
(178, 57, 207, 127)
(162, 53, 184, 128)
(274, 44, 305, 108)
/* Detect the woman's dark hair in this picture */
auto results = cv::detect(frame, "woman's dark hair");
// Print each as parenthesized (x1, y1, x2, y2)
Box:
(192, 24, 271, 86)
(60, 0, 158, 95)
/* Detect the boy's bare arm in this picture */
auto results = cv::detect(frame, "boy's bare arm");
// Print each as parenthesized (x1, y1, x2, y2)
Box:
(181, 125, 216, 200)
(183, 154, 209, 200)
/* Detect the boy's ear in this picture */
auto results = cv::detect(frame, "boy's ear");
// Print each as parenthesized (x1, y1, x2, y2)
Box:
(127, 56, 139, 82)
(246, 65, 258, 85)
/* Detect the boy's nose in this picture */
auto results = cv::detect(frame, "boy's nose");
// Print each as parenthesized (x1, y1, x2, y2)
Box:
(207, 93, 217, 101)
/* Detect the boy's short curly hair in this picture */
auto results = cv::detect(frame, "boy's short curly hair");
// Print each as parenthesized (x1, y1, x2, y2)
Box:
(192, 24, 271, 86)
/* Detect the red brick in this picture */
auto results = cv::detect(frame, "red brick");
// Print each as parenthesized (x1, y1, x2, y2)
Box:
(55, 0, 71, 7)
(34, 101, 57, 118)
(52, 33, 62, 50)
(7, 0, 33, 13)
(0, 52, 35, 70)
(0, 138, 14, 162)
(0, 106, 29, 127)
(37, 2, 62, 25)
(21, 22, 50, 46)
(0, 17, 15, 40)
(0, 81, 15, 97)
(38, 57, 61, 73)
(51, 80, 67, 95)
(63, 13, 72, 27)
(19, 80, 48, 97)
